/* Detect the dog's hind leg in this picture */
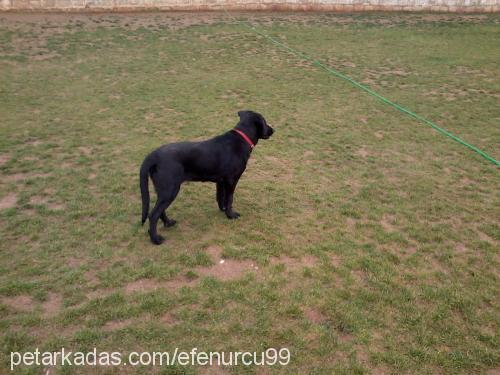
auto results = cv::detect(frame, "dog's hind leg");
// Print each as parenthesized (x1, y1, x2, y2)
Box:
(160, 211, 177, 227)
(149, 181, 181, 245)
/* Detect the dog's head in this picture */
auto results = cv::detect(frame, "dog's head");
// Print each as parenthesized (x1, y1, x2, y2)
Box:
(238, 110, 274, 140)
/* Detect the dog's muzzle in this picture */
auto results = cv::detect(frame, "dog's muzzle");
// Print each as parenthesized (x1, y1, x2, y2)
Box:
(265, 127, 274, 139)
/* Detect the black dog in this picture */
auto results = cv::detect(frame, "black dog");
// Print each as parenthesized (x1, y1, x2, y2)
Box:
(140, 110, 274, 245)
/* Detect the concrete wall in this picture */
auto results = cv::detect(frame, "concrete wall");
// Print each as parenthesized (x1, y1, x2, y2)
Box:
(1, 0, 498, 12)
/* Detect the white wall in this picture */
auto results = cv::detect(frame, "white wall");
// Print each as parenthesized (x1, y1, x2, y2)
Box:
(1, 0, 498, 12)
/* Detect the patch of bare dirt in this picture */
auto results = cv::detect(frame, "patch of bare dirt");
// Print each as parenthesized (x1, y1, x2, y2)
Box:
(42, 292, 63, 317)
(61, 162, 76, 169)
(0, 193, 17, 210)
(386, 69, 410, 76)
(84, 270, 99, 285)
(103, 250, 258, 298)
(354, 344, 370, 365)
(356, 147, 370, 158)
(346, 217, 357, 228)
(304, 307, 327, 324)
(60, 325, 80, 338)
(403, 246, 417, 257)
(29, 195, 46, 205)
(78, 146, 92, 156)
(428, 257, 449, 275)
(330, 255, 341, 267)
(122, 253, 318, 296)
(263, 155, 294, 182)
(26, 139, 43, 146)
(477, 230, 495, 245)
(455, 243, 467, 254)
(48, 202, 65, 210)
(380, 214, 396, 233)
(459, 177, 474, 187)
(144, 112, 156, 120)
(2, 295, 34, 312)
(0, 153, 10, 167)
(199, 245, 258, 281)
(67, 257, 84, 268)
(160, 312, 177, 325)
(351, 269, 367, 283)
(90, 249, 319, 300)
(358, 116, 368, 124)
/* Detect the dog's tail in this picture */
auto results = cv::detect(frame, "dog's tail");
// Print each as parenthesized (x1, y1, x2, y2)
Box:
(140, 154, 154, 225)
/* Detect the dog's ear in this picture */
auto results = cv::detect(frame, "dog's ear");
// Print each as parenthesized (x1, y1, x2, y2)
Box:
(256, 114, 273, 139)
(257, 116, 267, 138)
(237, 111, 248, 119)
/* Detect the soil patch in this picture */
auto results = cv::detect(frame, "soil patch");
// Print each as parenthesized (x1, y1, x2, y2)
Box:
(356, 147, 370, 158)
(121, 251, 318, 297)
(304, 307, 327, 324)
(42, 292, 63, 317)
(380, 214, 396, 233)
(78, 146, 93, 156)
(0, 193, 17, 210)
(199, 245, 258, 281)
(160, 312, 177, 325)
(0, 154, 10, 167)
(2, 295, 34, 312)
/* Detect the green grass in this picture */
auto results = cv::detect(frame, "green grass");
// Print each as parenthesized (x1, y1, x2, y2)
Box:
(0, 12, 499, 374)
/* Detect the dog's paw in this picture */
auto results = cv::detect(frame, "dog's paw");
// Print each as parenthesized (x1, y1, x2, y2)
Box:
(151, 234, 165, 245)
(164, 219, 177, 228)
(226, 211, 240, 219)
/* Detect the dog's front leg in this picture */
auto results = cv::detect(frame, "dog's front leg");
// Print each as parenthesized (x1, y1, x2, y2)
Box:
(216, 181, 226, 211)
(160, 211, 177, 227)
(223, 179, 240, 219)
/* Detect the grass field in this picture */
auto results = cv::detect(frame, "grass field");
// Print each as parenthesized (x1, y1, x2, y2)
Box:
(0, 11, 499, 374)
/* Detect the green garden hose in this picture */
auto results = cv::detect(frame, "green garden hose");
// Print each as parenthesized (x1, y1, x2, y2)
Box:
(223, 10, 499, 166)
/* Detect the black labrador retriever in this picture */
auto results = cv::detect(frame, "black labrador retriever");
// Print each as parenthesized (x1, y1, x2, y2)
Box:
(140, 110, 274, 245)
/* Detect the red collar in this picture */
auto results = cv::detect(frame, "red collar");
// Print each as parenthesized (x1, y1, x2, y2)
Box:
(232, 129, 255, 149)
